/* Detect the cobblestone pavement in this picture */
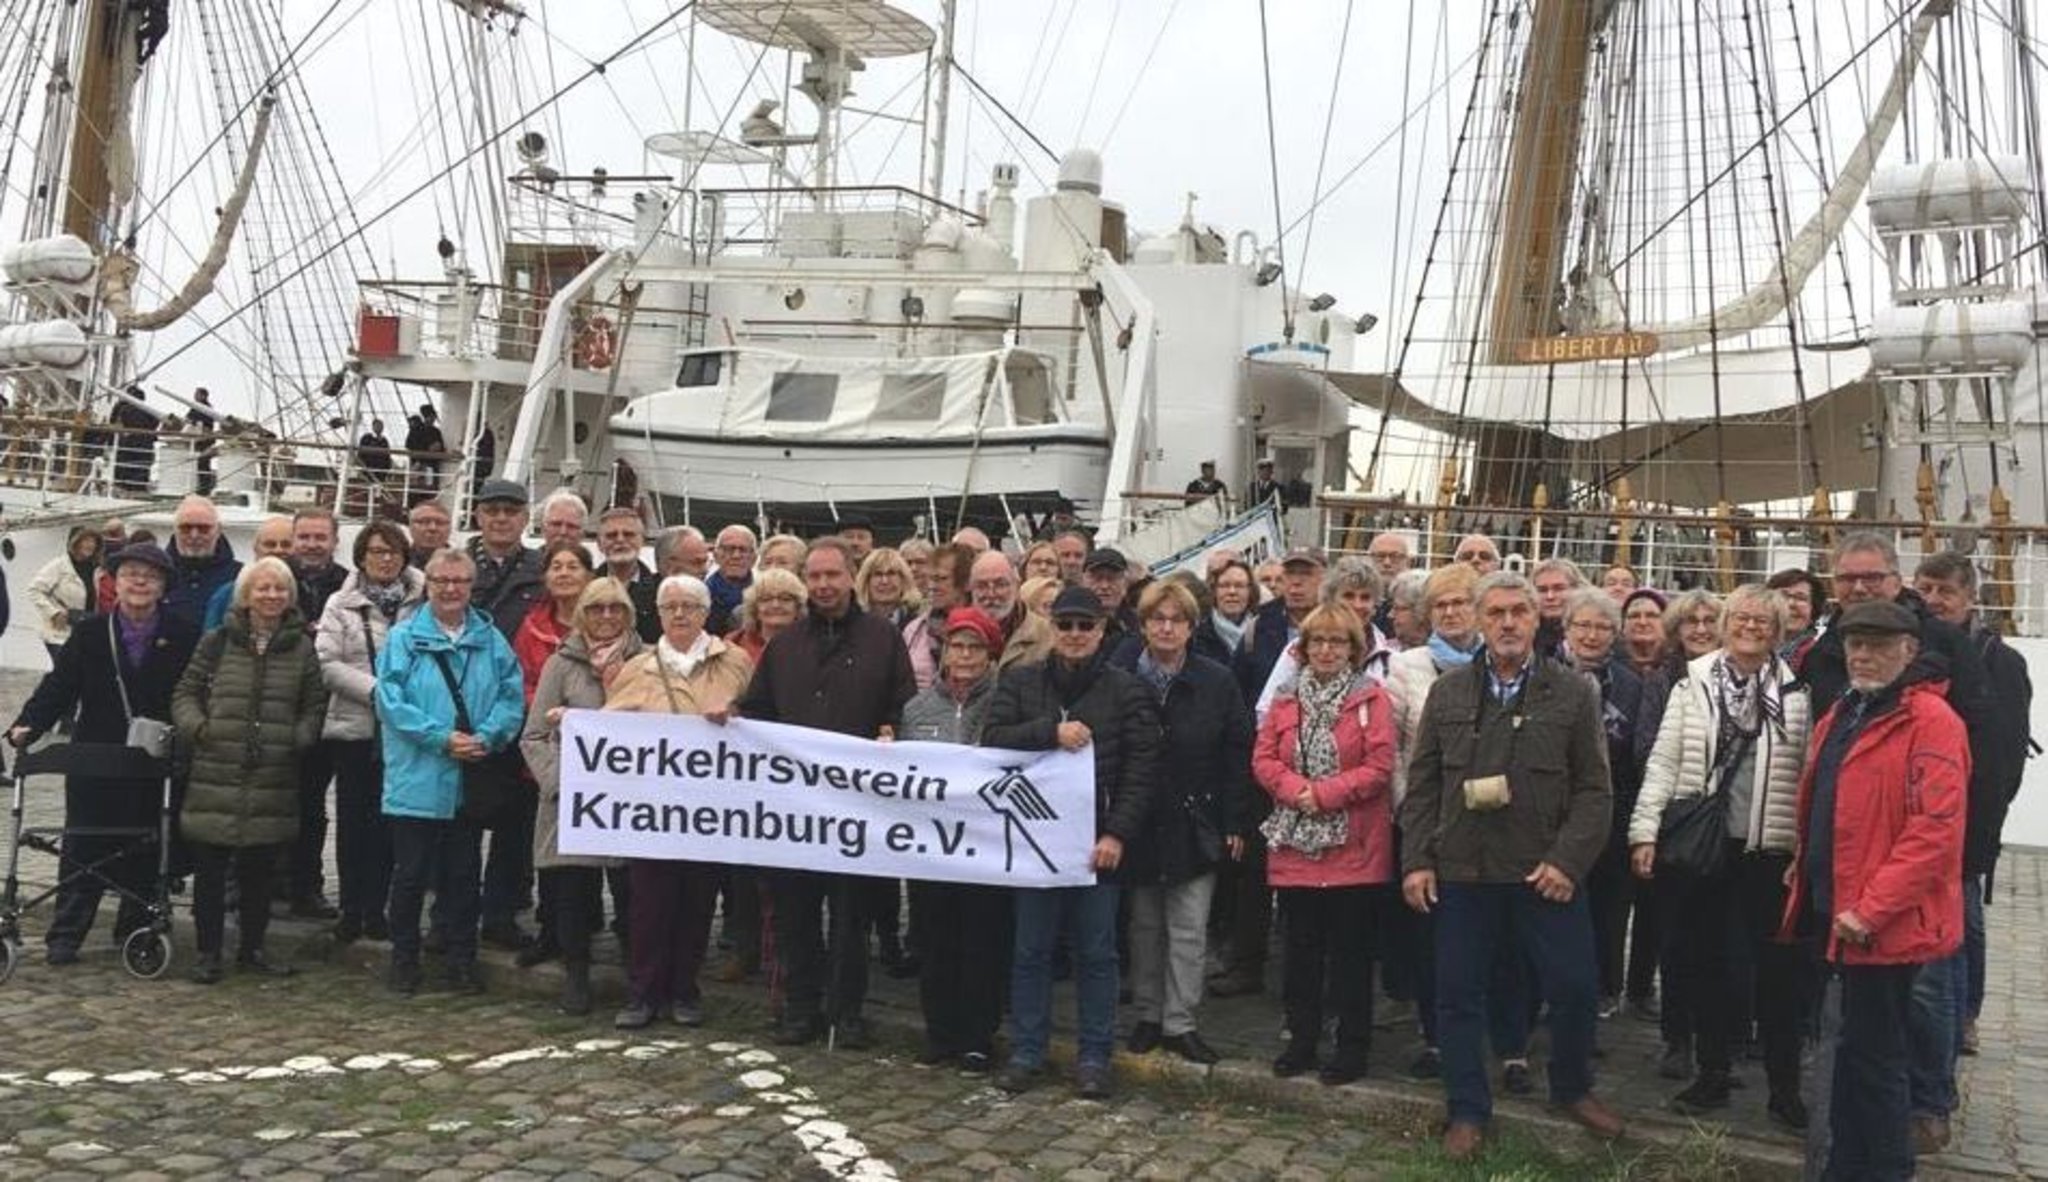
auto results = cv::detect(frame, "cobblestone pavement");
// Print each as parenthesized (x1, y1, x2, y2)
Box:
(3, 668, 2044, 1179)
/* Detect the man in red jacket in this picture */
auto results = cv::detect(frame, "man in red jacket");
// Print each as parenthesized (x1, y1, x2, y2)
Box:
(1784, 599, 1968, 1182)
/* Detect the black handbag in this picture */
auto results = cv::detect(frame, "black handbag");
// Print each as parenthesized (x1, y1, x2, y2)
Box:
(428, 649, 517, 826)
(1655, 733, 1751, 880)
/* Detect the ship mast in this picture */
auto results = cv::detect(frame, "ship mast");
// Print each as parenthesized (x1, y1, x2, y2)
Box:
(60, 1, 122, 247)
(1484, 0, 1598, 364)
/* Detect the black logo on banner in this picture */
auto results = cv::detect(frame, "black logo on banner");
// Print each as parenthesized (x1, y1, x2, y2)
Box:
(977, 767, 1060, 875)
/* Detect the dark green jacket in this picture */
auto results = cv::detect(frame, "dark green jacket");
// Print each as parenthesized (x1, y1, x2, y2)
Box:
(172, 610, 327, 847)
(1399, 653, 1613, 885)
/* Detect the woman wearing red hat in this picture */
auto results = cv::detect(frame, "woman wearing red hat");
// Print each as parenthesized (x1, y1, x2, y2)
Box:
(897, 606, 1009, 1072)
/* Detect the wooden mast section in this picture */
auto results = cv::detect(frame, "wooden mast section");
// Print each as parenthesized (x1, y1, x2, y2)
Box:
(1485, 0, 1598, 365)
(60, 0, 119, 245)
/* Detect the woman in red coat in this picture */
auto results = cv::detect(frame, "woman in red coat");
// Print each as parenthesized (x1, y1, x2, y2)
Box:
(514, 542, 597, 705)
(1253, 603, 1397, 1085)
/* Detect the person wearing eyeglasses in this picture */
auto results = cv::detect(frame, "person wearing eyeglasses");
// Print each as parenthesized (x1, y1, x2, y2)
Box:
(162, 495, 242, 635)
(315, 521, 427, 947)
(9, 543, 198, 966)
(705, 524, 758, 636)
(1557, 590, 1652, 1032)
(726, 567, 806, 664)
(1791, 532, 1996, 1158)
(985, 585, 1160, 1100)
(1628, 585, 1813, 1128)
(374, 548, 526, 997)
(519, 577, 647, 1016)
(596, 507, 663, 643)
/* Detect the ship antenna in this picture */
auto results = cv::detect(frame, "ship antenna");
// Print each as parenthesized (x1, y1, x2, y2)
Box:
(1255, 0, 1294, 342)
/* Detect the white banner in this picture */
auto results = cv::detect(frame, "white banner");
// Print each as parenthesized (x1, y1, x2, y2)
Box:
(557, 710, 1098, 888)
(1145, 502, 1287, 579)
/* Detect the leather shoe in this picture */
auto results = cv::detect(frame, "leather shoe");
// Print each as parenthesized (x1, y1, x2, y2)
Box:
(1272, 1042, 1318, 1079)
(190, 954, 224, 985)
(995, 1062, 1039, 1094)
(1767, 1092, 1809, 1132)
(1162, 1031, 1220, 1066)
(45, 943, 80, 966)
(480, 920, 532, 952)
(1074, 1061, 1113, 1100)
(387, 959, 421, 996)
(290, 895, 339, 920)
(1127, 1020, 1163, 1054)
(614, 1001, 657, 1030)
(1442, 1120, 1484, 1161)
(833, 1015, 872, 1050)
(236, 949, 296, 977)
(1208, 969, 1263, 998)
(1912, 1113, 1951, 1156)
(775, 1015, 826, 1046)
(1559, 1096, 1624, 1140)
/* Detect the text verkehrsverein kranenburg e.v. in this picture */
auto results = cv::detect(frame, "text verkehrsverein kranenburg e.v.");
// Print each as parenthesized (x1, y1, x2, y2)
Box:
(556, 709, 1098, 888)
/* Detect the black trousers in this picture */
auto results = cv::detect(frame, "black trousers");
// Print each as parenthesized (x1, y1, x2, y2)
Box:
(480, 781, 537, 926)
(49, 780, 159, 951)
(771, 869, 870, 1024)
(545, 867, 604, 964)
(1587, 842, 1633, 999)
(1627, 871, 1664, 1001)
(389, 817, 482, 965)
(1826, 963, 1919, 1181)
(1224, 833, 1273, 977)
(1279, 885, 1379, 1052)
(911, 880, 1011, 1057)
(190, 842, 278, 957)
(288, 742, 335, 901)
(331, 740, 391, 925)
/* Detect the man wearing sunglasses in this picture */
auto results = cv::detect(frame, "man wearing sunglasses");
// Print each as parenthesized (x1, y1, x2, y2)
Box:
(162, 495, 242, 635)
(985, 585, 1160, 1100)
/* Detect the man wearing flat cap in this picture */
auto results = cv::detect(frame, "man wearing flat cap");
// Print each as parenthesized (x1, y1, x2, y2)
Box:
(465, 478, 546, 952)
(1784, 598, 1969, 1182)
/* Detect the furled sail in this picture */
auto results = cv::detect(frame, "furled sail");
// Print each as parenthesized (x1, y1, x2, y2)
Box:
(1590, 0, 1952, 350)
(99, 96, 276, 332)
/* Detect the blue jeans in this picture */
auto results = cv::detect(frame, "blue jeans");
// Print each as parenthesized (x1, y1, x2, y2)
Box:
(1908, 943, 1967, 1118)
(1964, 874, 1986, 1020)
(1009, 882, 1121, 1070)
(1434, 882, 1599, 1124)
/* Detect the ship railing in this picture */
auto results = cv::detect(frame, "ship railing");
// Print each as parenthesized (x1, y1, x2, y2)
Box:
(504, 174, 982, 258)
(0, 405, 470, 525)
(1314, 490, 2048, 637)
(354, 279, 693, 369)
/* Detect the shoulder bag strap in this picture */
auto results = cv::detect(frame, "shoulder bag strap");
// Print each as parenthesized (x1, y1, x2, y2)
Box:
(428, 648, 475, 734)
(108, 615, 135, 723)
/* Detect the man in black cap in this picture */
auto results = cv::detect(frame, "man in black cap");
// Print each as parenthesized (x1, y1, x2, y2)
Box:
(835, 515, 876, 567)
(985, 584, 1159, 1099)
(466, 477, 544, 950)
(1185, 461, 1227, 506)
(1246, 457, 1282, 509)
(1788, 598, 1968, 1182)
(1082, 548, 1140, 640)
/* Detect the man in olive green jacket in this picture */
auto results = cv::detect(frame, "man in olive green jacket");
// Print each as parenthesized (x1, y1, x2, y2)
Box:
(1399, 571, 1618, 1159)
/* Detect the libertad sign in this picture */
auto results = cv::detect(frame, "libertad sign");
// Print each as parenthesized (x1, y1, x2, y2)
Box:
(1507, 331, 1660, 365)
(556, 709, 1098, 888)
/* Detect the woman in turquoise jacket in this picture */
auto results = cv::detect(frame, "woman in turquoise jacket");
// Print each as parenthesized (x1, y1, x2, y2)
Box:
(375, 549, 526, 996)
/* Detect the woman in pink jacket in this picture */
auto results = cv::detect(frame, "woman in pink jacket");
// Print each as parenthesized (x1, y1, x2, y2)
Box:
(1253, 603, 1397, 1086)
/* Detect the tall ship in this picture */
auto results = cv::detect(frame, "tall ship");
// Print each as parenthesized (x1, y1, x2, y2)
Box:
(1, 0, 2046, 678)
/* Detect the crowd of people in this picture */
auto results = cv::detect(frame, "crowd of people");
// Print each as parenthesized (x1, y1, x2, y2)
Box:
(7, 487, 2031, 1176)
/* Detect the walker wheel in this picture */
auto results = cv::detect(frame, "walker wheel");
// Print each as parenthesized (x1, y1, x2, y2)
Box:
(121, 928, 171, 979)
(0, 938, 17, 985)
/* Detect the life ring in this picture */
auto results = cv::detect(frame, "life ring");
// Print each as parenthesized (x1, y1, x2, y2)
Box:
(578, 316, 617, 369)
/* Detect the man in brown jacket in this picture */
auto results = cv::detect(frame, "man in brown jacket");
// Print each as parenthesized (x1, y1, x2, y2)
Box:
(968, 550, 1054, 671)
(735, 537, 917, 1049)
(1400, 570, 1620, 1159)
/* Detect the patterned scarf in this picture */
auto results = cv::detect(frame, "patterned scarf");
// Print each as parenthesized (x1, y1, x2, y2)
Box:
(588, 636, 631, 689)
(1294, 669, 1356, 779)
(361, 577, 407, 621)
(1712, 653, 1778, 766)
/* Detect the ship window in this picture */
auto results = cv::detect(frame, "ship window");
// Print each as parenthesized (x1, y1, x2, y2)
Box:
(1007, 354, 1054, 425)
(676, 352, 723, 387)
(872, 373, 946, 422)
(765, 372, 837, 422)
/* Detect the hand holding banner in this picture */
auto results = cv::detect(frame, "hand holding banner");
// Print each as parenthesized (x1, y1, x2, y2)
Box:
(557, 709, 1099, 888)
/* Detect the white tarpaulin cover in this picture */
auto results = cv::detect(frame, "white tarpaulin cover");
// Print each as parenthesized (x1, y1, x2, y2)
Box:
(558, 710, 1098, 887)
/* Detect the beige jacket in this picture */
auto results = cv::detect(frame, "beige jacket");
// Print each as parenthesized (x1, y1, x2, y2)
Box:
(605, 636, 755, 719)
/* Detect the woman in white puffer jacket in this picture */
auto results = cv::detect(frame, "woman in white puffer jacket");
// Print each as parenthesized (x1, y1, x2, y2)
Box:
(1627, 583, 1812, 1128)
